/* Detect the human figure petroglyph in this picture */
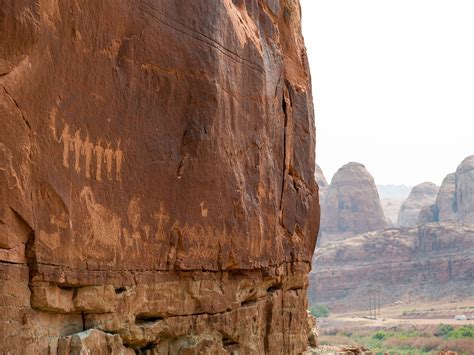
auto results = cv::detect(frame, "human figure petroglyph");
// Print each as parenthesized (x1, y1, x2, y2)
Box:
(82, 134, 94, 179)
(59, 124, 72, 168)
(72, 129, 83, 173)
(57, 123, 125, 182)
(104, 141, 114, 181)
(114, 139, 124, 181)
(94, 139, 104, 181)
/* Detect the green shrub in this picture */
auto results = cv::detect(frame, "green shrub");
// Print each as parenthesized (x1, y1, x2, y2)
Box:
(373, 331, 388, 340)
(447, 325, 474, 339)
(435, 324, 474, 339)
(436, 324, 455, 338)
(309, 304, 329, 318)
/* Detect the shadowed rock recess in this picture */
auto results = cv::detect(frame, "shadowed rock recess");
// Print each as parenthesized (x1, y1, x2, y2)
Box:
(0, 1, 319, 353)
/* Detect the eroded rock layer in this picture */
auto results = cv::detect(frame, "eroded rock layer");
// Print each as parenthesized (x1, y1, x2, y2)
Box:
(308, 223, 474, 312)
(0, 1, 318, 353)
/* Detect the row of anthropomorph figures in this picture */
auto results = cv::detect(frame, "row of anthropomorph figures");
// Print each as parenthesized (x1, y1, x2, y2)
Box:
(59, 124, 124, 182)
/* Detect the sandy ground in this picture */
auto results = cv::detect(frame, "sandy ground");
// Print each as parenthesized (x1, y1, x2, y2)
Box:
(327, 316, 474, 327)
(318, 298, 474, 331)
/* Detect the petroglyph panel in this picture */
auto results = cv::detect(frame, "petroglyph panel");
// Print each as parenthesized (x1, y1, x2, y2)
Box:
(57, 123, 124, 183)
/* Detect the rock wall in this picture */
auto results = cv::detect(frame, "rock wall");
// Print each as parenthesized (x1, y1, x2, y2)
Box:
(0, 1, 319, 353)
(436, 155, 474, 225)
(435, 173, 458, 222)
(319, 162, 387, 241)
(454, 155, 474, 224)
(417, 156, 474, 226)
(309, 223, 474, 312)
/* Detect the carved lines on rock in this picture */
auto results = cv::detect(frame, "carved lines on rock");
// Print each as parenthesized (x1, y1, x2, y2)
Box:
(58, 123, 124, 182)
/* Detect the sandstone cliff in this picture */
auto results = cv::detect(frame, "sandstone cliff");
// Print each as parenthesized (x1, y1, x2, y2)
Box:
(309, 223, 474, 312)
(319, 162, 387, 242)
(435, 173, 458, 222)
(0, 1, 318, 353)
(397, 182, 439, 227)
(435, 155, 474, 225)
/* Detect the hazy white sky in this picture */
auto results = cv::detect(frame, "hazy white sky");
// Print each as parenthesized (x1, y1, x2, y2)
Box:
(300, 0, 474, 186)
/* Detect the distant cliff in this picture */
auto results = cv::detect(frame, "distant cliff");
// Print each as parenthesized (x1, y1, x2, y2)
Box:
(309, 223, 474, 312)
(398, 156, 474, 226)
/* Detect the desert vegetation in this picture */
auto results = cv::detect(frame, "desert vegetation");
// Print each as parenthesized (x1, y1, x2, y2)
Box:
(309, 304, 330, 318)
(319, 324, 474, 354)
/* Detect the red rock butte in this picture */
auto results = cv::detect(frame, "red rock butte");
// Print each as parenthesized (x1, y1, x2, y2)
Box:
(0, 0, 319, 353)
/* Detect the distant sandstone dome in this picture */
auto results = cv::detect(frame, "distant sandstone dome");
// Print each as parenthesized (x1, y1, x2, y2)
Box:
(315, 164, 328, 189)
(435, 155, 474, 225)
(321, 162, 388, 235)
(397, 182, 439, 227)
(399, 155, 474, 226)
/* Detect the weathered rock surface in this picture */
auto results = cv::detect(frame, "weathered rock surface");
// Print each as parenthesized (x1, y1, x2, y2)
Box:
(315, 164, 328, 190)
(454, 156, 474, 224)
(0, 1, 318, 353)
(397, 182, 439, 227)
(426, 156, 474, 226)
(309, 223, 474, 312)
(435, 173, 458, 222)
(380, 198, 404, 226)
(320, 162, 387, 239)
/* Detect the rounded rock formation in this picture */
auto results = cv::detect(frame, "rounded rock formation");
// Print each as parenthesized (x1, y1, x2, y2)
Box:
(435, 173, 457, 222)
(321, 162, 388, 235)
(397, 182, 439, 227)
(435, 155, 474, 225)
(315, 164, 328, 189)
(455, 155, 474, 224)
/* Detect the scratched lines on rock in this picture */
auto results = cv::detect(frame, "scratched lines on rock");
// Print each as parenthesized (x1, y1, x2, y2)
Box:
(59, 123, 124, 182)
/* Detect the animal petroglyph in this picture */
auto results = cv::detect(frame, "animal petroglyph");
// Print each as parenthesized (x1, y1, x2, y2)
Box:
(57, 123, 124, 182)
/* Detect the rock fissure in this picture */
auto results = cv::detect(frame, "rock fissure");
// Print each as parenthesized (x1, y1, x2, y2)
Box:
(134, 3, 265, 73)
(3, 87, 31, 130)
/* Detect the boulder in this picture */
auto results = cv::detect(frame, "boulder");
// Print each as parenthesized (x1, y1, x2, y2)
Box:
(58, 329, 134, 355)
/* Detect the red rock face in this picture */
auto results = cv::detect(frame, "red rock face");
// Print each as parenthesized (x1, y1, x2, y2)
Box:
(0, 1, 318, 353)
